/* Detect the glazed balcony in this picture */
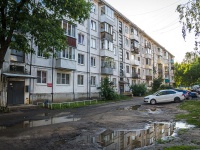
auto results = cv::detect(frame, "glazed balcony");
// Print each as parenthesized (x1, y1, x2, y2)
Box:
(130, 34, 139, 41)
(56, 58, 76, 70)
(132, 72, 140, 79)
(100, 15, 114, 26)
(101, 67, 113, 75)
(101, 32, 113, 42)
(131, 59, 140, 66)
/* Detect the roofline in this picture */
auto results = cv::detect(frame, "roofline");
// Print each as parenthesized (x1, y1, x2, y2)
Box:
(99, 0, 174, 57)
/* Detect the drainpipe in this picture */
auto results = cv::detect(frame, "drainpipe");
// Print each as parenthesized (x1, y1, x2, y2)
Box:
(73, 71, 75, 100)
(29, 37, 33, 104)
(51, 47, 54, 103)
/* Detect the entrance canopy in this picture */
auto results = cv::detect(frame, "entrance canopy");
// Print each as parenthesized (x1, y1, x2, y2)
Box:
(2, 73, 37, 79)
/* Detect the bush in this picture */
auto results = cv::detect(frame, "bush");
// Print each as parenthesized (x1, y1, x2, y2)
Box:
(100, 77, 118, 100)
(130, 84, 147, 96)
(160, 84, 173, 90)
(152, 77, 163, 92)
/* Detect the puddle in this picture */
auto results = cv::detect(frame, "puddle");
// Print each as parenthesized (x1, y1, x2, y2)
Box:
(147, 108, 162, 114)
(117, 105, 141, 111)
(95, 121, 194, 150)
(0, 115, 80, 130)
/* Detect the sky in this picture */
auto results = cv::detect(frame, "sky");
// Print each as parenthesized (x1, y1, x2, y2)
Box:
(106, 0, 195, 63)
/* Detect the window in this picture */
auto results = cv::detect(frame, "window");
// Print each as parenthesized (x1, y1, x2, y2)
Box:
(78, 54, 84, 65)
(91, 38, 96, 48)
(62, 20, 76, 37)
(101, 5, 114, 19)
(119, 21, 122, 33)
(113, 32, 116, 40)
(126, 52, 129, 60)
(91, 20, 96, 30)
(37, 70, 47, 83)
(37, 49, 45, 58)
(112, 78, 116, 86)
(78, 33, 84, 45)
(10, 49, 24, 62)
(78, 75, 84, 85)
(125, 26, 129, 34)
(91, 4, 96, 13)
(91, 57, 96, 67)
(126, 65, 130, 73)
(61, 47, 75, 60)
(125, 38, 129, 47)
(91, 76, 96, 86)
(131, 28, 138, 35)
(101, 22, 113, 35)
(101, 40, 113, 51)
(57, 73, 70, 84)
(113, 47, 116, 55)
(131, 40, 139, 49)
(146, 58, 151, 65)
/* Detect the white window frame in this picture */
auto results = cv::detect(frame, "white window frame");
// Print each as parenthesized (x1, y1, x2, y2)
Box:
(91, 3, 96, 13)
(37, 70, 47, 84)
(78, 53, 84, 65)
(37, 49, 45, 58)
(91, 38, 96, 48)
(101, 40, 113, 51)
(62, 20, 76, 38)
(61, 47, 75, 60)
(91, 57, 96, 67)
(78, 75, 84, 85)
(57, 73, 70, 84)
(91, 20, 96, 31)
(126, 65, 130, 73)
(78, 33, 84, 45)
(125, 26, 129, 34)
(91, 76, 96, 86)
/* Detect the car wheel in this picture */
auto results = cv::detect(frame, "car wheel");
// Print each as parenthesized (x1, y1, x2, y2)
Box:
(150, 99, 156, 105)
(174, 97, 180, 103)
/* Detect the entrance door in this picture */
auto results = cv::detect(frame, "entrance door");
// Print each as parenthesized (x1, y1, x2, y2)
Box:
(120, 85, 124, 94)
(7, 81, 24, 105)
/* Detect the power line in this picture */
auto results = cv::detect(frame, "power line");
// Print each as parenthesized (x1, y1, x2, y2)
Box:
(160, 24, 181, 34)
(126, 0, 183, 16)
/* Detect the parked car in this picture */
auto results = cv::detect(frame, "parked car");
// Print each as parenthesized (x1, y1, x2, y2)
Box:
(144, 89, 185, 105)
(173, 89, 198, 100)
(191, 85, 200, 94)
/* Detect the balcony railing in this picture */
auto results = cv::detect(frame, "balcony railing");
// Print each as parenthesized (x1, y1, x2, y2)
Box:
(56, 58, 76, 70)
(101, 67, 113, 75)
(101, 32, 113, 42)
(100, 14, 114, 26)
(130, 34, 139, 41)
(131, 59, 140, 66)
(131, 46, 139, 54)
(146, 75, 152, 80)
(132, 73, 140, 79)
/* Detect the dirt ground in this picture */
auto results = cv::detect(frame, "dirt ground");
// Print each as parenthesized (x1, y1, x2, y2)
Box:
(0, 97, 200, 150)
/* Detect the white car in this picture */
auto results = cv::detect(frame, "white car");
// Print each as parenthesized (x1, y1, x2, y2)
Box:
(144, 89, 185, 105)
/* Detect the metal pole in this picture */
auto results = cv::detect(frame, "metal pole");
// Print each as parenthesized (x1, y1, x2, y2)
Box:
(52, 47, 54, 103)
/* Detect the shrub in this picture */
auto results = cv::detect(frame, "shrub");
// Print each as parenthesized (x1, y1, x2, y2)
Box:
(130, 84, 147, 96)
(100, 77, 118, 100)
(160, 84, 173, 90)
(152, 77, 163, 92)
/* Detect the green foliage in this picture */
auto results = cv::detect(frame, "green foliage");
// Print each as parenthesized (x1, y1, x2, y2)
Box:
(0, 0, 92, 68)
(159, 84, 173, 90)
(164, 145, 199, 150)
(130, 84, 147, 96)
(152, 77, 163, 92)
(100, 77, 118, 100)
(176, 100, 200, 127)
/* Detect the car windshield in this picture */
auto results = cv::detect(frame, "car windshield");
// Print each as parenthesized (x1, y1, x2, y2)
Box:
(153, 91, 159, 95)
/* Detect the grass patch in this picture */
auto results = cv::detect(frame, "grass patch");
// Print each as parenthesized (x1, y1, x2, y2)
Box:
(46, 96, 133, 110)
(175, 100, 200, 127)
(178, 129, 188, 135)
(164, 145, 199, 150)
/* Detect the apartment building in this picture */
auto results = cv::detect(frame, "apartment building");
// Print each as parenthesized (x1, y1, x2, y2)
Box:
(0, 0, 174, 106)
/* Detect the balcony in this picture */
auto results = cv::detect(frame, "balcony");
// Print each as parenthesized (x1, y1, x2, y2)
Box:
(132, 72, 140, 79)
(145, 65, 152, 69)
(67, 36, 76, 47)
(131, 45, 139, 54)
(157, 58, 163, 64)
(130, 34, 139, 41)
(101, 67, 113, 75)
(145, 53, 152, 59)
(171, 59, 174, 64)
(131, 59, 140, 66)
(146, 75, 153, 80)
(100, 15, 114, 26)
(101, 32, 113, 42)
(158, 69, 163, 74)
(145, 43, 151, 49)
(56, 58, 76, 70)
(100, 49, 114, 58)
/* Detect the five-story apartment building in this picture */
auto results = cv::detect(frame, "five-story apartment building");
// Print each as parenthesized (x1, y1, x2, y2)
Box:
(0, 0, 174, 106)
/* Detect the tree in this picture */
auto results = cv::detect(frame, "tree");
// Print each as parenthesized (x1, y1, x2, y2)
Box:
(177, 1, 200, 52)
(0, 0, 92, 69)
(152, 77, 163, 92)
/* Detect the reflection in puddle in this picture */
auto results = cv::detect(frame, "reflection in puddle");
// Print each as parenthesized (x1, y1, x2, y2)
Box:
(96, 121, 194, 150)
(117, 105, 141, 111)
(0, 115, 80, 130)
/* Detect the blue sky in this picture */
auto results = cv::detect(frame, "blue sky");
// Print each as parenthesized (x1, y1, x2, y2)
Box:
(106, 0, 195, 62)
